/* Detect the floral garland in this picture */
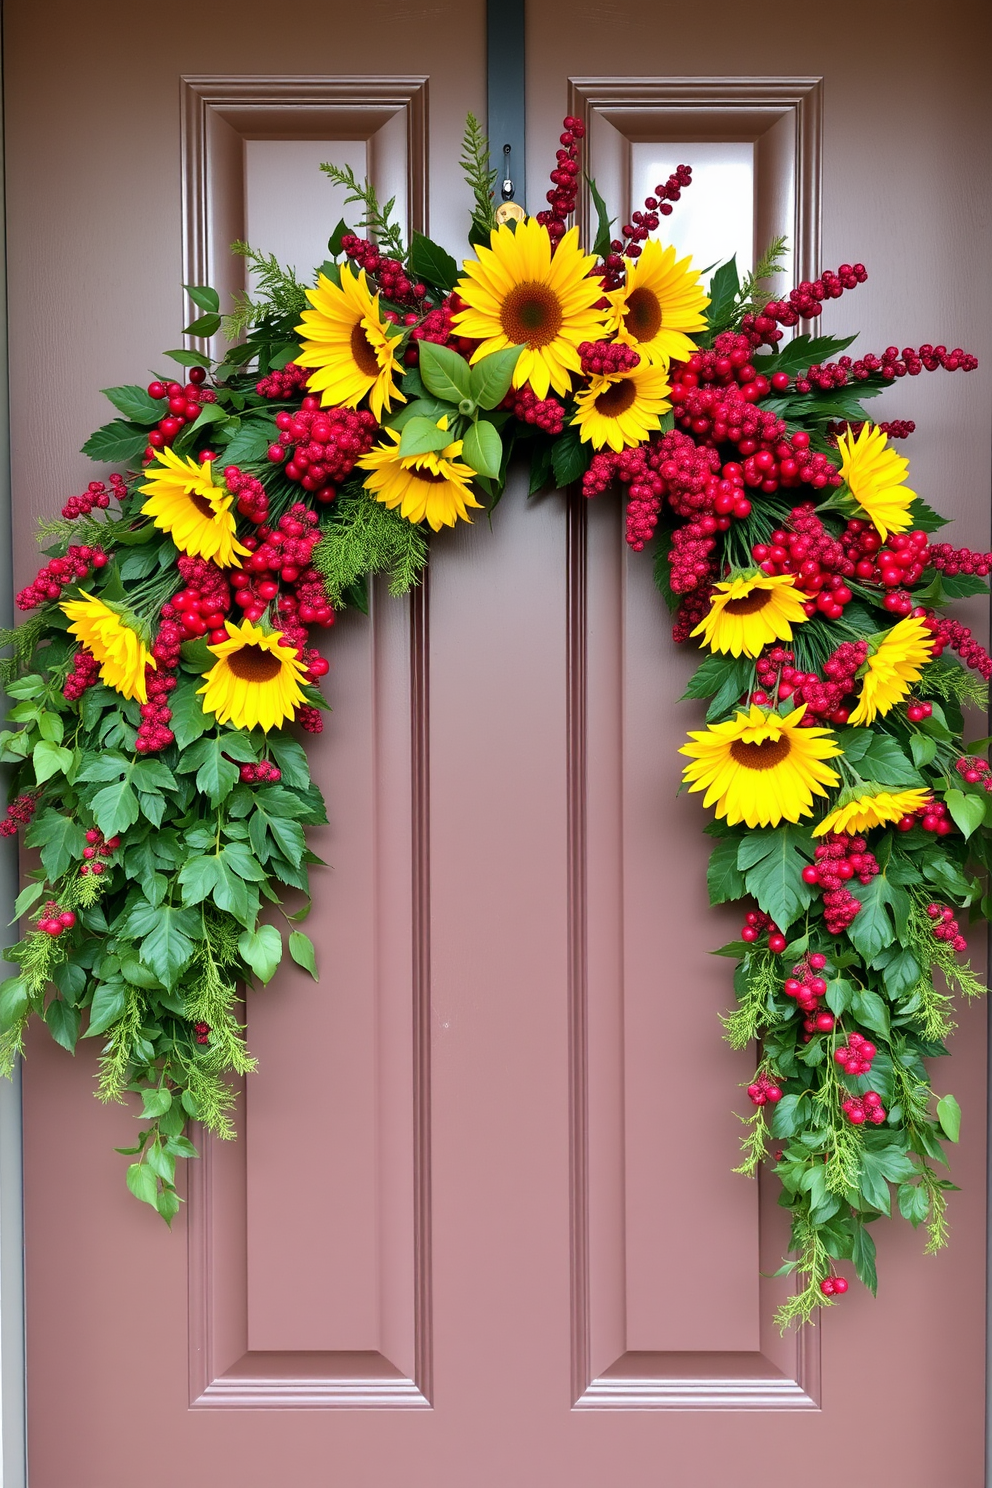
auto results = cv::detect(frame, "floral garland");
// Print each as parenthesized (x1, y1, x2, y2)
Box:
(0, 113, 985, 1325)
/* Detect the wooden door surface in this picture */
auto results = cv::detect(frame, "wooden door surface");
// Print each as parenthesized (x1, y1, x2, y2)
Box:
(5, 2, 990, 1484)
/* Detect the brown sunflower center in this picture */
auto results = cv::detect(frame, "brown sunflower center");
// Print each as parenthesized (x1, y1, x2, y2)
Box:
(593, 379, 638, 417)
(499, 282, 564, 347)
(350, 321, 381, 377)
(729, 736, 793, 770)
(225, 645, 283, 682)
(414, 466, 449, 483)
(189, 493, 216, 519)
(623, 286, 663, 342)
(722, 589, 775, 616)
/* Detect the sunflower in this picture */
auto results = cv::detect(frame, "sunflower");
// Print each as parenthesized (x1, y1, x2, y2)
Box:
(452, 217, 607, 399)
(680, 704, 842, 829)
(837, 423, 916, 541)
(359, 425, 483, 531)
(691, 573, 809, 658)
(571, 360, 671, 451)
(139, 448, 250, 568)
(606, 239, 710, 367)
(197, 620, 309, 733)
(814, 787, 932, 837)
(294, 265, 406, 420)
(848, 615, 934, 726)
(61, 593, 154, 704)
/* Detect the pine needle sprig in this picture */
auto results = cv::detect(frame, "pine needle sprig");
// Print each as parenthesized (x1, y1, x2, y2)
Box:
(97, 989, 145, 1104)
(314, 494, 429, 606)
(919, 658, 989, 712)
(222, 243, 309, 340)
(774, 1202, 835, 1330)
(732, 235, 789, 325)
(460, 112, 498, 243)
(732, 1105, 769, 1177)
(319, 163, 406, 262)
(920, 1165, 951, 1254)
(722, 952, 778, 1048)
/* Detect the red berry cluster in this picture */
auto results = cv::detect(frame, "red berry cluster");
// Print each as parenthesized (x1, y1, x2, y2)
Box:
(955, 755, 992, 789)
(802, 835, 879, 934)
(842, 522, 928, 614)
(801, 344, 977, 390)
(904, 698, 934, 724)
(746, 1071, 783, 1106)
(164, 557, 232, 644)
(924, 614, 992, 680)
(35, 901, 76, 936)
(404, 296, 459, 363)
(229, 506, 330, 636)
(61, 475, 125, 521)
(925, 542, 992, 579)
(255, 362, 311, 400)
(268, 399, 378, 500)
(193, 1020, 211, 1045)
(742, 264, 867, 349)
(578, 340, 640, 377)
(599, 166, 693, 286)
(895, 794, 951, 833)
(740, 909, 786, 953)
(535, 116, 585, 245)
(926, 902, 967, 953)
(239, 760, 282, 784)
(0, 791, 38, 837)
(820, 1275, 850, 1296)
(340, 234, 427, 307)
(783, 951, 829, 1018)
(136, 670, 178, 754)
(508, 385, 565, 435)
(827, 419, 916, 441)
(17, 545, 109, 611)
(79, 827, 119, 876)
(63, 649, 101, 700)
(752, 642, 867, 725)
(144, 367, 214, 458)
(834, 1031, 876, 1077)
(671, 586, 714, 645)
(298, 704, 323, 735)
(754, 507, 855, 619)
(843, 1090, 886, 1126)
(226, 466, 270, 526)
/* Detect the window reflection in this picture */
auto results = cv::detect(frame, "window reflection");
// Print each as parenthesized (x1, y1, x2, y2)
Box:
(244, 139, 368, 290)
(630, 141, 755, 279)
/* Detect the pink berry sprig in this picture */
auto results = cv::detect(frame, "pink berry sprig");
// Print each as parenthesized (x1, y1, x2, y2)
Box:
(740, 909, 786, 953)
(926, 902, 967, 953)
(239, 760, 282, 785)
(842, 1090, 886, 1126)
(79, 828, 120, 876)
(833, 1031, 876, 1077)
(820, 1274, 850, 1297)
(35, 901, 76, 937)
(746, 1071, 783, 1106)
(895, 795, 953, 835)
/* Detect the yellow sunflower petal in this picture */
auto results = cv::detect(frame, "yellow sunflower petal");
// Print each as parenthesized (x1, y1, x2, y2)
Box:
(814, 787, 932, 837)
(197, 619, 309, 733)
(61, 593, 154, 704)
(295, 266, 406, 419)
(691, 573, 810, 658)
(680, 704, 841, 829)
(848, 616, 934, 726)
(838, 424, 916, 541)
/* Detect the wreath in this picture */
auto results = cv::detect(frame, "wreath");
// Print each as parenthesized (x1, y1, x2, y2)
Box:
(1, 112, 985, 1327)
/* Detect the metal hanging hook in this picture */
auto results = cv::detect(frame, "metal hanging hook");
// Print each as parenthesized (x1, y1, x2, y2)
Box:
(501, 143, 514, 200)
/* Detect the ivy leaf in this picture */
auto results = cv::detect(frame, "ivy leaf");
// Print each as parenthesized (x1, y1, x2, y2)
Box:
(706, 835, 746, 905)
(467, 345, 523, 410)
(288, 930, 318, 980)
(851, 1221, 878, 1295)
(408, 231, 459, 294)
(936, 1092, 961, 1143)
(25, 810, 87, 879)
(84, 979, 127, 1037)
(944, 789, 985, 840)
(123, 902, 198, 988)
(737, 826, 815, 931)
(462, 419, 503, 480)
(89, 779, 140, 838)
(846, 872, 910, 961)
(237, 924, 283, 984)
(80, 419, 149, 463)
(102, 384, 166, 425)
(418, 341, 472, 402)
(32, 740, 73, 785)
(178, 855, 222, 905)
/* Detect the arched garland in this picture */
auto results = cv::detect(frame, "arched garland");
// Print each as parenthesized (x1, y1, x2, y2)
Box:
(1, 114, 985, 1326)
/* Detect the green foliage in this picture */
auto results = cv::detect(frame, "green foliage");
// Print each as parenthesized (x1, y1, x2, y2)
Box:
(222, 242, 308, 340)
(319, 161, 406, 262)
(460, 112, 498, 246)
(314, 493, 429, 605)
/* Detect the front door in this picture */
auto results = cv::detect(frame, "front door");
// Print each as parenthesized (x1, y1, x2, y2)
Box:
(6, 2, 989, 1484)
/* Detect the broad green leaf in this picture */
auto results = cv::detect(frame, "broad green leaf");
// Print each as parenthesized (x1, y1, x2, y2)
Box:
(182, 736, 242, 806)
(706, 256, 740, 331)
(851, 1221, 878, 1294)
(738, 826, 815, 931)
(846, 872, 910, 961)
(76, 751, 132, 783)
(467, 345, 523, 410)
(142, 1088, 172, 1118)
(184, 283, 220, 315)
(13, 880, 47, 921)
(418, 341, 472, 402)
(183, 312, 222, 337)
(0, 977, 29, 1033)
(25, 810, 87, 880)
(326, 218, 350, 257)
(155, 1186, 182, 1225)
(163, 348, 211, 369)
(81, 419, 149, 463)
(387, 396, 451, 431)
(936, 1092, 961, 1143)
(178, 855, 222, 905)
(123, 902, 198, 988)
(288, 930, 318, 980)
(825, 977, 853, 1016)
(238, 924, 283, 984)
(218, 419, 278, 466)
(910, 733, 938, 769)
(550, 426, 590, 489)
(266, 738, 311, 790)
(851, 987, 890, 1037)
(102, 384, 166, 425)
(397, 416, 453, 458)
(858, 1145, 917, 1216)
(758, 333, 858, 379)
(770, 1092, 808, 1138)
(408, 231, 459, 294)
(706, 834, 746, 905)
(462, 419, 502, 480)
(32, 740, 73, 785)
(897, 1181, 931, 1226)
(944, 789, 985, 840)
(83, 979, 127, 1036)
(586, 173, 615, 259)
(37, 711, 65, 745)
(126, 1162, 159, 1208)
(856, 734, 921, 787)
(90, 778, 140, 838)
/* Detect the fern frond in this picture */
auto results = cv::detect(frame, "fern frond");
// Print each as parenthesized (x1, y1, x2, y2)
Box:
(319, 164, 406, 261)
(460, 113, 498, 242)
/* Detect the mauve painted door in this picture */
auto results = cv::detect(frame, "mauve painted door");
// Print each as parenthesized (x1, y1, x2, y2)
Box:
(6, 1, 991, 1484)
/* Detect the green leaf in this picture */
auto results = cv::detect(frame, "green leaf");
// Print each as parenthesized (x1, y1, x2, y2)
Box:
(183, 312, 222, 337)
(181, 735, 242, 806)
(0, 977, 29, 1034)
(462, 419, 502, 480)
(12, 881, 47, 921)
(586, 174, 615, 259)
(155, 1185, 182, 1225)
(856, 734, 921, 787)
(266, 738, 311, 791)
(846, 872, 910, 961)
(825, 977, 853, 1016)
(706, 256, 740, 331)
(397, 416, 453, 457)
(467, 345, 523, 410)
(944, 789, 985, 840)
(757, 334, 857, 379)
(43, 998, 79, 1052)
(859, 1144, 917, 1216)
(851, 987, 890, 1037)
(168, 678, 209, 751)
(123, 902, 198, 988)
(408, 231, 459, 293)
(89, 778, 140, 838)
(387, 397, 451, 431)
(184, 284, 220, 315)
(418, 341, 472, 402)
(126, 1162, 160, 1208)
(910, 733, 938, 769)
(32, 740, 73, 784)
(238, 924, 283, 984)
(84, 980, 127, 1036)
(737, 826, 815, 931)
(81, 419, 149, 463)
(326, 218, 351, 257)
(218, 419, 278, 466)
(770, 1092, 808, 1137)
(851, 1221, 878, 1295)
(25, 810, 87, 879)
(163, 348, 211, 369)
(936, 1092, 961, 1143)
(550, 426, 590, 489)
(288, 930, 318, 980)
(142, 1088, 172, 1118)
(706, 835, 746, 905)
(178, 855, 222, 905)
(102, 384, 166, 425)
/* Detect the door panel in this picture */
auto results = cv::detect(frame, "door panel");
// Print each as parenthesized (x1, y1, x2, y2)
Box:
(6, 1, 990, 1484)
